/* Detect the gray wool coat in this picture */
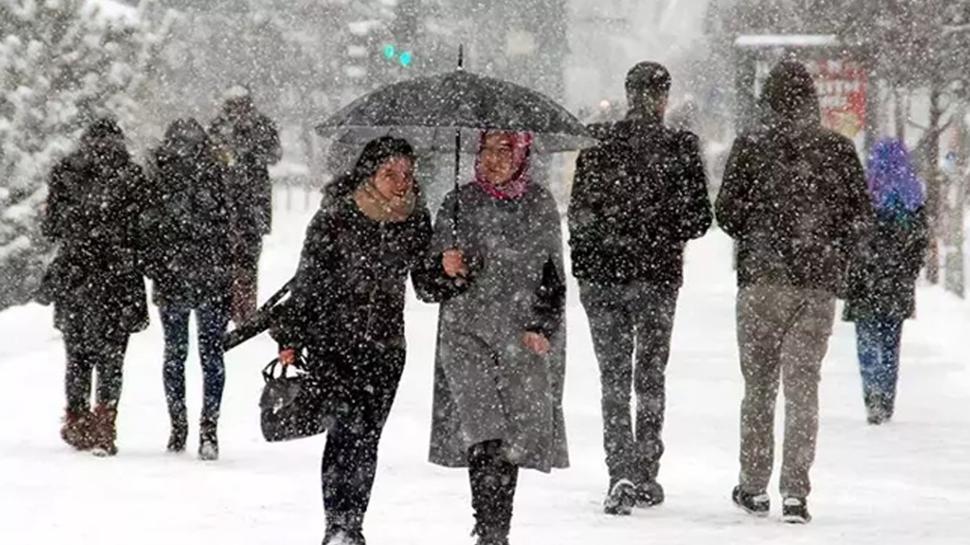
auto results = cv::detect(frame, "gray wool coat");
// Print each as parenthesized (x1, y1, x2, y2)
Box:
(418, 182, 569, 472)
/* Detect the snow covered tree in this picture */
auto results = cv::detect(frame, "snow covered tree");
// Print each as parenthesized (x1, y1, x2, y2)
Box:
(0, 0, 172, 309)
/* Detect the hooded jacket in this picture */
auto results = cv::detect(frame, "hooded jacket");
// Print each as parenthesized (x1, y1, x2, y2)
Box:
(716, 61, 874, 294)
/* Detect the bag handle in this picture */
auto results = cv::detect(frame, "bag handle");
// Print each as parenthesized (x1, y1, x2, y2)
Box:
(261, 355, 306, 383)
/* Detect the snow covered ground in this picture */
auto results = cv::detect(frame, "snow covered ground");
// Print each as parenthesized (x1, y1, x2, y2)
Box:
(2, 192, 969, 545)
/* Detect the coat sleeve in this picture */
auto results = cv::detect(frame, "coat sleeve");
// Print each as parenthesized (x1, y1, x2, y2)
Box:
(566, 148, 605, 268)
(256, 116, 283, 166)
(526, 195, 566, 340)
(836, 138, 876, 256)
(413, 191, 472, 303)
(272, 210, 339, 349)
(715, 136, 756, 239)
(42, 161, 72, 241)
(674, 132, 713, 241)
(904, 207, 930, 279)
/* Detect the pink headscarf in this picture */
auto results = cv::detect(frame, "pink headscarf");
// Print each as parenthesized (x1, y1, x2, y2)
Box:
(474, 131, 534, 200)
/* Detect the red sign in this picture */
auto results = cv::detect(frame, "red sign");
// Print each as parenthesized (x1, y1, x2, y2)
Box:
(804, 59, 868, 138)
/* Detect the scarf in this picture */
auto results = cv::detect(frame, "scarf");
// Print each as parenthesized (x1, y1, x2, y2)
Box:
(474, 131, 534, 200)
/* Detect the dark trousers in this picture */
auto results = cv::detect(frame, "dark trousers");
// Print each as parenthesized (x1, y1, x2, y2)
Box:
(64, 329, 129, 413)
(320, 344, 406, 533)
(855, 317, 904, 405)
(578, 280, 678, 487)
(231, 234, 262, 324)
(160, 302, 230, 424)
(468, 440, 519, 542)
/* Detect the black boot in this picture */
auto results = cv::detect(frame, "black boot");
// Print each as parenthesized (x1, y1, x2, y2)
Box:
(865, 393, 889, 425)
(732, 485, 769, 517)
(469, 441, 516, 544)
(167, 413, 188, 453)
(199, 418, 218, 461)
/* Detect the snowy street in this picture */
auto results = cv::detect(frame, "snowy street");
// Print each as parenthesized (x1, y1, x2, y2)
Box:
(2, 197, 969, 545)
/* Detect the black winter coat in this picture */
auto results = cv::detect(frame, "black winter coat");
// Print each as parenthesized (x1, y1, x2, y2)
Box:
(272, 193, 433, 357)
(141, 140, 233, 309)
(210, 110, 281, 238)
(568, 115, 713, 288)
(716, 118, 874, 295)
(844, 206, 928, 321)
(41, 149, 150, 336)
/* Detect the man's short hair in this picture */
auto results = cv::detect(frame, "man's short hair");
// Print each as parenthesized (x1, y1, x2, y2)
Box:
(626, 62, 671, 105)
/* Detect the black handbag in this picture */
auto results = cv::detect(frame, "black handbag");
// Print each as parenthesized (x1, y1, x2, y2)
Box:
(259, 356, 336, 442)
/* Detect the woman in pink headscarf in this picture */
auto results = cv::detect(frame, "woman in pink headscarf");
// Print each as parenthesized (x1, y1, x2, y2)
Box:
(415, 131, 568, 545)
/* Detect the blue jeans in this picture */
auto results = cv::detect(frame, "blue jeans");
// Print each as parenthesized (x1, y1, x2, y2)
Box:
(160, 302, 230, 423)
(855, 317, 904, 404)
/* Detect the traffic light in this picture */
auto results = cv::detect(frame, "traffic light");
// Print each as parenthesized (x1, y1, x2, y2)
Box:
(381, 43, 414, 68)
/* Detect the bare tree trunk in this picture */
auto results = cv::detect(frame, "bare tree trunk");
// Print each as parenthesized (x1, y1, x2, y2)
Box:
(894, 87, 907, 142)
(926, 80, 943, 284)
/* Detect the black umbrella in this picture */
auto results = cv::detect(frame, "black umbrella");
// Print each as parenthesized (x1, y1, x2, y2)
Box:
(316, 49, 594, 239)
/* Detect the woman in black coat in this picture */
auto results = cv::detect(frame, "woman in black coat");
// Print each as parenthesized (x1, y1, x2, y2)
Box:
(844, 139, 929, 424)
(272, 137, 432, 545)
(40, 118, 150, 456)
(141, 119, 233, 459)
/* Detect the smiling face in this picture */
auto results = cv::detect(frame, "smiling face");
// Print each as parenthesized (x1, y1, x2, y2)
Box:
(370, 155, 415, 199)
(479, 133, 518, 187)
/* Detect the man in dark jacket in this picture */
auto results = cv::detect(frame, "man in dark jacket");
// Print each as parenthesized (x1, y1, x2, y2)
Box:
(209, 87, 282, 324)
(568, 61, 713, 515)
(716, 60, 874, 524)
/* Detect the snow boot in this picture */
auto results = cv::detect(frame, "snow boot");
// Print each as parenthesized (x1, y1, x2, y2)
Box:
(61, 409, 95, 451)
(636, 480, 665, 508)
(781, 497, 812, 524)
(167, 418, 188, 453)
(603, 479, 637, 515)
(865, 393, 890, 425)
(90, 405, 118, 457)
(732, 485, 769, 517)
(198, 418, 219, 461)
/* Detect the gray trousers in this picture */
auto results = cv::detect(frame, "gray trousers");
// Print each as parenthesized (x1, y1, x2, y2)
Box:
(579, 280, 677, 487)
(737, 285, 835, 498)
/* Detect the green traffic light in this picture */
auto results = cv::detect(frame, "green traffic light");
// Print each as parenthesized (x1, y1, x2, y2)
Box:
(400, 51, 413, 67)
(383, 44, 396, 59)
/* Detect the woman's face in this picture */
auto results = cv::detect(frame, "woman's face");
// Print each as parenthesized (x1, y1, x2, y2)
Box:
(371, 156, 415, 199)
(480, 134, 516, 186)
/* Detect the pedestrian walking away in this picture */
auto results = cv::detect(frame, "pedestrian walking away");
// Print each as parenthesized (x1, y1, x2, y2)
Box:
(568, 61, 713, 515)
(141, 118, 234, 460)
(37, 118, 151, 457)
(271, 137, 433, 545)
(716, 60, 874, 524)
(417, 131, 568, 545)
(209, 86, 282, 325)
(844, 138, 929, 425)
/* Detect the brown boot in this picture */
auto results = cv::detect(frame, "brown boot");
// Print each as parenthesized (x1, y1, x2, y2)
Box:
(61, 410, 95, 451)
(91, 404, 118, 457)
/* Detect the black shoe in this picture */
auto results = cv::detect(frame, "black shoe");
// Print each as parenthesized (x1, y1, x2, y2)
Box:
(198, 419, 218, 461)
(167, 421, 188, 453)
(782, 497, 812, 524)
(732, 485, 769, 517)
(604, 479, 637, 515)
(636, 480, 665, 508)
(323, 526, 366, 545)
(865, 393, 889, 425)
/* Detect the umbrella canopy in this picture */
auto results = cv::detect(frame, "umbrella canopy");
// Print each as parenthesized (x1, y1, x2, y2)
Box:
(317, 69, 595, 153)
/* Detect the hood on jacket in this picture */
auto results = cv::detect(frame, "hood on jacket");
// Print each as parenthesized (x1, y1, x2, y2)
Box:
(759, 60, 822, 129)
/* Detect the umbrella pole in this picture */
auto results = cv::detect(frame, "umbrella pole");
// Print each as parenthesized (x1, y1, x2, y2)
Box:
(452, 128, 460, 245)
